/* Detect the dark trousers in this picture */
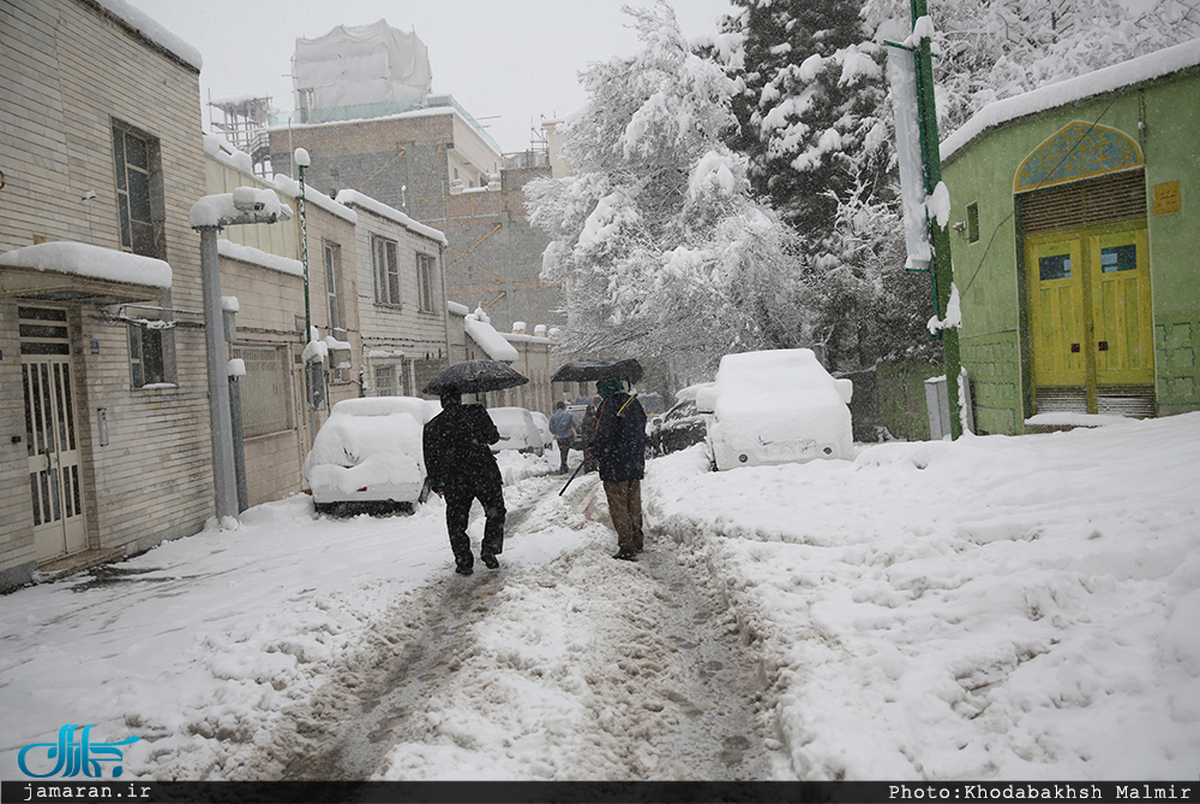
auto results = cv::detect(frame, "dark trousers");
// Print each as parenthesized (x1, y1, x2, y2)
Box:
(443, 475, 505, 570)
(556, 438, 572, 471)
(603, 479, 644, 552)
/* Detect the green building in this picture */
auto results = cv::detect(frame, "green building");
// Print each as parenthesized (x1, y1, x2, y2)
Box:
(940, 39, 1200, 434)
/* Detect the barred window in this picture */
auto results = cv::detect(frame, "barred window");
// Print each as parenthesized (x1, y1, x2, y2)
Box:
(374, 364, 401, 397)
(233, 346, 292, 437)
(128, 321, 175, 388)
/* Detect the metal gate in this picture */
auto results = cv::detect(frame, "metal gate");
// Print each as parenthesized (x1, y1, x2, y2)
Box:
(19, 307, 87, 562)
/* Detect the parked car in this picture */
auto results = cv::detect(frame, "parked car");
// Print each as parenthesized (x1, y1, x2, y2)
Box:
(302, 396, 434, 516)
(701, 349, 853, 471)
(647, 398, 709, 457)
(530, 410, 555, 452)
(487, 407, 544, 456)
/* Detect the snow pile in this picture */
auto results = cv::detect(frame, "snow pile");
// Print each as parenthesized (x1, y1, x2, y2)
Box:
(648, 413, 1200, 780)
(942, 38, 1200, 160)
(94, 0, 202, 71)
(217, 239, 303, 276)
(335, 190, 448, 246)
(0, 241, 172, 288)
(189, 189, 291, 229)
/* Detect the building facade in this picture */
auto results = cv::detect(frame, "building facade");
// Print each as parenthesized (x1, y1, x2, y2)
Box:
(267, 96, 563, 335)
(335, 191, 452, 398)
(1, 0, 211, 589)
(204, 137, 363, 508)
(941, 40, 1200, 434)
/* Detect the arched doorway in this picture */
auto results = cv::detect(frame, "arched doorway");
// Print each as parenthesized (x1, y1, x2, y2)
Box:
(1018, 122, 1155, 417)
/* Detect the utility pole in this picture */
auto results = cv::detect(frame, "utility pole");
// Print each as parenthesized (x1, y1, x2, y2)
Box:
(910, 0, 963, 438)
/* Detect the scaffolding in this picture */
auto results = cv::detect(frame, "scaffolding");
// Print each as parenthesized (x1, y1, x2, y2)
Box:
(208, 95, 274, 179)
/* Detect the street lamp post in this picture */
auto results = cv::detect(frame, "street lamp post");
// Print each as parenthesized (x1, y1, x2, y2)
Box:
(294, 148, 325, 444)
(190, 187, 292, 523)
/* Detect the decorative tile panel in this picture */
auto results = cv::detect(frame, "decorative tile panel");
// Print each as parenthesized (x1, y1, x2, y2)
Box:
(1015, 122, 1142, 193)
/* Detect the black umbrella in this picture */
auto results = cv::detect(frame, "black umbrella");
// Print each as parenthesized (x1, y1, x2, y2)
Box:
(551, 358, 643, 385)
(422, 360, 529, 395)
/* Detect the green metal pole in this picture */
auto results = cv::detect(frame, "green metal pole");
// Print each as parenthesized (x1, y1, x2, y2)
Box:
(911, 0, 963, 438)
(298, 162, 310, 337)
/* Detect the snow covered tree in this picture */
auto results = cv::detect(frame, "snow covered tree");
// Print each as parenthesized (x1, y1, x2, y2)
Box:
(527, 2, 816, 381)
(723, 0, 892, 236)
(862, 0, 1200, 134)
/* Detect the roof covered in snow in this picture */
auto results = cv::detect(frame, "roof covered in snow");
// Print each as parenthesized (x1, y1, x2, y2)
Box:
(465, 314, 520, 362)
(335, 190, 448, 246)
(942, 38, 1200, 161)
(93, 0, 202, 72)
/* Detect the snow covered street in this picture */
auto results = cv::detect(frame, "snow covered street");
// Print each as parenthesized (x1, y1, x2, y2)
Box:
(2, 414, 1199, 782)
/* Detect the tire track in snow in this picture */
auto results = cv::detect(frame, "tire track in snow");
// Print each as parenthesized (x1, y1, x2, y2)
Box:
(280, 472, 782, 780)
(280, 480, 555, 780)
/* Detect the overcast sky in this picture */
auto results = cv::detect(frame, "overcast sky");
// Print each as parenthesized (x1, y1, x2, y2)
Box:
(145, 0, 737, 155)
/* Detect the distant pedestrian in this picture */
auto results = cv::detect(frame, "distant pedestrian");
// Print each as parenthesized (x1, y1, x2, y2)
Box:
(422, 386, 506, 575)
(579, 400, 599, 473)
(548, 401, 576, 474)
(589, 379, 646, 561)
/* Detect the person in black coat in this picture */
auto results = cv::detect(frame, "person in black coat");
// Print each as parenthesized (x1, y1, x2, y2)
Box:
(589, 378, 646, 561)
(422, 386, 506, 575)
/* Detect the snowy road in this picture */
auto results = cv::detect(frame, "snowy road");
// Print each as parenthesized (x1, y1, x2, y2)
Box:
(5, 416, 1197, 781)
(275, 473, 782, 781)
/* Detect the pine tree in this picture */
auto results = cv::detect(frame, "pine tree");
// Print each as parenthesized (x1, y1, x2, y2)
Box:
(724, 0, 891, 236)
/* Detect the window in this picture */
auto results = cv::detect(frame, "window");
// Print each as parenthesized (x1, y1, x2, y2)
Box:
(323, 241, 349, 381)
(112, 123, 163, 258)
(233, 346, 292, 437)
(128, 321, 174, 388)
(373, 235, 400, 306)
(416, 252, 437, 312)
(967, 202, 980, 243)
(324, 241, 344, 332)
(1038, 253, 1072, 282)
(1100, 244, 1137, 273)
(374, 364, 401, 397)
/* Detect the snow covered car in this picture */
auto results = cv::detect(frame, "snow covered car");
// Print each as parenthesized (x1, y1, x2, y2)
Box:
(302, 396, 434, 516)
(701, 349, 853, 471)
(647, 398, 709, 457)
(530, 411, 556, 452)
(487, 407, 544, 456)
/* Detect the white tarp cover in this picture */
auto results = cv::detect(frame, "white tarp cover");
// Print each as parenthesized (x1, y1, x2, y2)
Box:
(293, 20, 432, 111)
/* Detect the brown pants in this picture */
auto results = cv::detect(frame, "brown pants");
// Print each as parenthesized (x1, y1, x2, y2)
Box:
(603, 479, 644, 552)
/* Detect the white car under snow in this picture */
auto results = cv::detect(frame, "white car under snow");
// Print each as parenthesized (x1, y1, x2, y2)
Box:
(487, 407, 544, 456)
(302, 396, 435, 515)
(700, 348, 853, 471)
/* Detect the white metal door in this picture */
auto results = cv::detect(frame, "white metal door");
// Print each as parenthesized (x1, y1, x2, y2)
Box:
(20, 307, 87, 562)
